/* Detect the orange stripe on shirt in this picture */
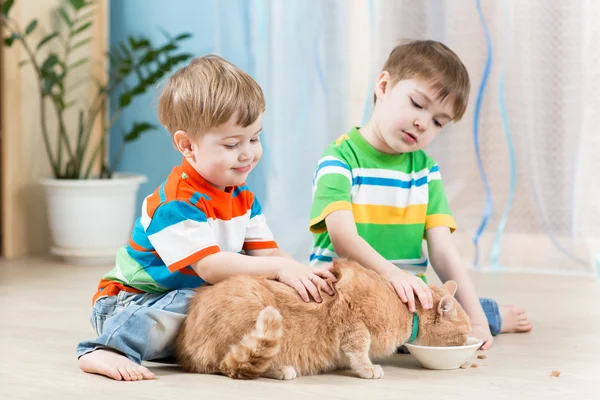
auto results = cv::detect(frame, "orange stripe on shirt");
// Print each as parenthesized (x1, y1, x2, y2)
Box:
(167, 245, 221, 272)
(425, 214, 456, 232)
(178, 266, 199, 276)
(92, 280, 143, 305)
(128, 238, 157, 253)
(209, 191, 252, 220)
(231, 196, 251, 218)
(163, 170, 183, 201)
(243, 240, 278, 250)
(146, 187, 162, 217)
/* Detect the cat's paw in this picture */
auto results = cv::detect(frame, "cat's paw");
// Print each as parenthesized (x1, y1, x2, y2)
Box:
(263, 366, 297, 380)
(280, 366, 297, 380)
(356, 364, 384, 379)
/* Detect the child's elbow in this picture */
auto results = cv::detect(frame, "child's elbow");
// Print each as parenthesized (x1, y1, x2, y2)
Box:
(192, 259, 216, 283)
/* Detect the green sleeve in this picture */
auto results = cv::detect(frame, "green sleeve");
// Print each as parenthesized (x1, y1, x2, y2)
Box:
(309, 156, 353, 233)
(425, 162, 456, 232)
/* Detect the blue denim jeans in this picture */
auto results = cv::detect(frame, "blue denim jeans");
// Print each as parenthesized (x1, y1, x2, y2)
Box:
(76, 289, 196, 365)
(479, 297, 501, 336)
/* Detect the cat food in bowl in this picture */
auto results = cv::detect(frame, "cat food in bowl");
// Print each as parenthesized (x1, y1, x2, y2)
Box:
(404, 337, 483, 370)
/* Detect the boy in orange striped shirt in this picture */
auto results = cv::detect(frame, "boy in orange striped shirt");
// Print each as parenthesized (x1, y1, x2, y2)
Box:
(77, 55, 334, 381)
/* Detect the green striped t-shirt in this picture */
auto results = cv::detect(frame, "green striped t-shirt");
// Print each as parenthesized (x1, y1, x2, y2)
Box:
(309, 127, 456, 276)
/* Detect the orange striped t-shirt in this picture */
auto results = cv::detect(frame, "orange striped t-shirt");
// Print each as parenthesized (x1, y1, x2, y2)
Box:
(92, 158, 278, 304)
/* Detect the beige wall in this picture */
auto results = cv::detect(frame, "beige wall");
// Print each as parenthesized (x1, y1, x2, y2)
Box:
(1, 0, 107, 259)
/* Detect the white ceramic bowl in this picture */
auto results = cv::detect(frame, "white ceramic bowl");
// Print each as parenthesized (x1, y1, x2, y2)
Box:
(403, 337, 483, 370)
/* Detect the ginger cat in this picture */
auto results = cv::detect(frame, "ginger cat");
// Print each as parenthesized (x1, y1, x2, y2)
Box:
(175, 259, 471, 380)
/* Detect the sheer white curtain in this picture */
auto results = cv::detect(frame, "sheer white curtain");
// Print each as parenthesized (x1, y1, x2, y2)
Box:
(248, 0, 599, 276)
(244, 0, 350, 260)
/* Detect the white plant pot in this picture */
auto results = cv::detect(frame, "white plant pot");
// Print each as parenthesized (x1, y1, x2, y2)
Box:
(40, 173, 147, 265)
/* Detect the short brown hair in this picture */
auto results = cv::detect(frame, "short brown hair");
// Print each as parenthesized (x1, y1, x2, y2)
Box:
(378, 40, 470, 121)
(158, 55, 265, 138)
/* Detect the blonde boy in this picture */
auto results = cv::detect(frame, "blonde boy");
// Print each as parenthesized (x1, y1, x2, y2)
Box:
(77, 56, 334, 381)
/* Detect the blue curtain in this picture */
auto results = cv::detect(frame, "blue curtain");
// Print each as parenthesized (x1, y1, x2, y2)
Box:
(110, 0, 349, 260)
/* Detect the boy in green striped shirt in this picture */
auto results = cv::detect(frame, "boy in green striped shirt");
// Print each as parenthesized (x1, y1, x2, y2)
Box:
(309, 40, 532, 349)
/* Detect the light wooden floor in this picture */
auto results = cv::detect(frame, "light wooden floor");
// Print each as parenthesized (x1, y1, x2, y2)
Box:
(0, 257, 598, 399)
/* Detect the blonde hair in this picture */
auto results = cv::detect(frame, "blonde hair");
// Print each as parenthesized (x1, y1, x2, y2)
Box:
(158, 55, 265, 138)
(378, 40, 470, 121)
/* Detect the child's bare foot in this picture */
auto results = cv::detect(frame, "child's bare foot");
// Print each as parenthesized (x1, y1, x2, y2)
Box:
(500, 305, 532, 333)
(79, 349, 155, 381)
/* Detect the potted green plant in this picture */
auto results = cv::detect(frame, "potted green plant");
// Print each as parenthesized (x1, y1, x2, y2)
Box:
(1, 0, 192, 264)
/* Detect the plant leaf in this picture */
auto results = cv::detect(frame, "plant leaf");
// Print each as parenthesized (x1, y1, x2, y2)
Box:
(124, 122, 157, 142)
(117, 64, 132, 76)
(42, 70, 61, 94)
(41, 53, 60, 71)
(139, 50, 157, 64)
(66, 77, 89, 92)
(92, 77, 104, 91)
(131, 83, 146, 96)
(24, 20, 38, 36)
(68, 0, 88, 11)
(106, 50, 118, 66)
(2, 0, 14, 17)
(174, 33, 192, 41)
(71, 37, 92, 51)
(156, 26, 172, 41)
(75, 109, 85, 166)
(37, 32, 60, 50)
(119, 92, 132, 108)
(71, 9, 95, 25)
(58, 7, 72, 27)
(3, 33, 18, 47)
(118, 41, 130, 58)
(71, 21, 92, 36)
(18, 59, 31, 67)
(136, 37, 150, 49)
(54, 95, 66, 111)
(170, 53, 193, 65)
(127, 36, 138, 50)
(158, 43, 177, 53)
(69, 57, 89, 70)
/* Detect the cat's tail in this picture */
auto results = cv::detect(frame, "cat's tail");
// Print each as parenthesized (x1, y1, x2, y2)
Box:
(219, 306, 283, 379)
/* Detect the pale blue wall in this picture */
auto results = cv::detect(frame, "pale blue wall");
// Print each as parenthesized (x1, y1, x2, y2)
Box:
(109, 0, 267, 212)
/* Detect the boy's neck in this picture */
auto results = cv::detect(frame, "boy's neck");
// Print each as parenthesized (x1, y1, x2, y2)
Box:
(181, 158, 234, 193)
(359, 119, 403, 156)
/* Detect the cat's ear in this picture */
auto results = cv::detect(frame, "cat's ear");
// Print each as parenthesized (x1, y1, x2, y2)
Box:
(441, 280, 458, 296)
(437, 295, 457, 318)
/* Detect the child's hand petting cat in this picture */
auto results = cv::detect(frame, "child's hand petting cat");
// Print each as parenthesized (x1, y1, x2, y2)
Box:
(275, 261, 336, 303)
(385, 270, 433, 313)
(471, 323, 493, 350)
